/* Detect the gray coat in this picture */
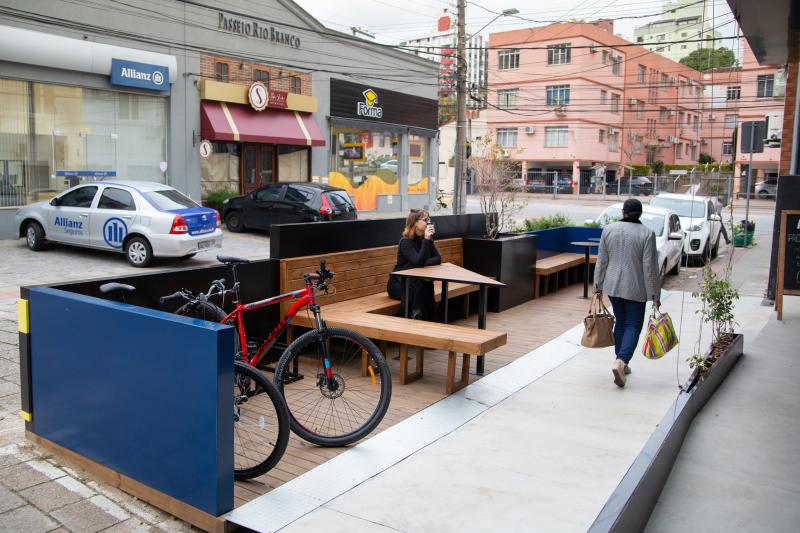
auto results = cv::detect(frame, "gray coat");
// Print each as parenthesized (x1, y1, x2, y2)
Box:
(594, 220, 661, 302)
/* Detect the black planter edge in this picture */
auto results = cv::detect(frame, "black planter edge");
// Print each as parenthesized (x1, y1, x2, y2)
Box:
(587, 333, 744, 533)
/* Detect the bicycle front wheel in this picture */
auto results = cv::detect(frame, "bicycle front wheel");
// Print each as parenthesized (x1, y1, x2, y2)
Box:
(233, 361, 290, 480)
(274, 327, 391, 447)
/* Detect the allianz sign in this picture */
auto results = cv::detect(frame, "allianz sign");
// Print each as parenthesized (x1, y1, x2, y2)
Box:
(110, 59, 169, 91)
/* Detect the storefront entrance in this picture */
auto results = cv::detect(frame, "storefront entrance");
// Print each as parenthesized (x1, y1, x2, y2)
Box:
(241, 144, 275, 194)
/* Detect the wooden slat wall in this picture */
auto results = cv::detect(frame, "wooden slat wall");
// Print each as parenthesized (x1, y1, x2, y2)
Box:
(279, 238, 463, 314)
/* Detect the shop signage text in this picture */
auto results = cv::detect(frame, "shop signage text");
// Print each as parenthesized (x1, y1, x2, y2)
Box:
(218, 13, 301, 48)
(110, 59, 168, 91)
(357, 89, 383, 119)
(248, 82, 289, 111)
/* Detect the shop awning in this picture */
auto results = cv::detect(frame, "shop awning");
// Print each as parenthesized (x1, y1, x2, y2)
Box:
(200, 101, 325, 146)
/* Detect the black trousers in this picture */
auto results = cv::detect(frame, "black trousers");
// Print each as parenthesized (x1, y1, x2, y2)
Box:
(387, 277, 436, 321)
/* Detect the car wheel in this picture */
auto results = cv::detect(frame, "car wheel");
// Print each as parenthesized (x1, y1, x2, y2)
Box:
(700, 242, 711, 265)
(669, 255, 681, 275)
(25, 221, 46, 251)
(757, 190, 768, 199)
(125, 237, 153, 268)
(225, 212, 244, 233)
(711, 235, 720, 258)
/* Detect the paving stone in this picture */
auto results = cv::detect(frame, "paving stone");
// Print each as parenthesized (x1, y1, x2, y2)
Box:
(118, 497, 169, 524)
(154, 517, 196, 532)
(0, 504, 58, 532)
(102, 518, 156, 532)
(19, 479, 86, 513)
(51, 497, 127, 533)
(0, 483, 25, 513)
(0, 381, 19, 397)
(0, 461, 55, 491)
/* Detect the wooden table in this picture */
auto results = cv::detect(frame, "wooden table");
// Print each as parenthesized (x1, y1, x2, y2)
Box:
(390, 262, 505, 374)
(570, 241, 600, 299)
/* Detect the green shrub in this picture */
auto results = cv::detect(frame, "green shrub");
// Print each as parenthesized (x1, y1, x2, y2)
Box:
(631, 164, 650, 176)
(522, 213, 575, 230)
(203, 188, 238, 212)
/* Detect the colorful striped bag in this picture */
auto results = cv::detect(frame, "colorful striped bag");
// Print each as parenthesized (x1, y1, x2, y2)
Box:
(642, 309, 678, 360)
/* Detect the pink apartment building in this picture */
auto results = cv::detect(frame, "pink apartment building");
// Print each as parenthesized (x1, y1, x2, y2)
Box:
(487, 22, 706, 188)
(701, 39, 785, 191)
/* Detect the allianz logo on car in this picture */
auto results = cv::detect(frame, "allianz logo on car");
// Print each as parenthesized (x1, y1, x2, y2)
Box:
(54, 217, 84, 229)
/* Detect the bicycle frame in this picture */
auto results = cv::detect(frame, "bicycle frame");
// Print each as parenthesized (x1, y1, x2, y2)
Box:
(221, 279, 328, 372)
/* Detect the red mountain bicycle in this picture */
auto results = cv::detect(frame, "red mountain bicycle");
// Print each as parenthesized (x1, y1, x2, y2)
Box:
(162, 256, 392, 449)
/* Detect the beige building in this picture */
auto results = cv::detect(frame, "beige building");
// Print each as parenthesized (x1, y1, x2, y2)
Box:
(634, 0, 722, 64)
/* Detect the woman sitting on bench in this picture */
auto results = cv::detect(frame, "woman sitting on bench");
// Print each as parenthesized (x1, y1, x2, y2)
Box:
(387, 208, 441, 320)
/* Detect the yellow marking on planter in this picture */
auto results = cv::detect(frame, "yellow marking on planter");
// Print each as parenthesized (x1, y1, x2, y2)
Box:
(17, 299, 29, 333)
(20, 411, 32, 422)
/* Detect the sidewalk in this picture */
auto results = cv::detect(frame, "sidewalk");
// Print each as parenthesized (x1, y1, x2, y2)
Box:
(226, 288, 774, 532)
(645, 296, 800, 532)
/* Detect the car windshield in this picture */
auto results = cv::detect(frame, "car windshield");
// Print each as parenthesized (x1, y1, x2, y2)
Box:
(145, 189, 199, 210)
(640, 213, 665, 236)
(597, 207, 622, 226)
(651, 197, 705, 218)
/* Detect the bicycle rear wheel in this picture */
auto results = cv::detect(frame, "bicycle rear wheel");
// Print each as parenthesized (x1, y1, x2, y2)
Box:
(233, 361, 290, 480)
(274, 327, 391, 447)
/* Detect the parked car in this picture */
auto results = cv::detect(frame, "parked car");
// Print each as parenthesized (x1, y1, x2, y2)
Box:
(649, 192, 723, 265)
(379, 160, 398, 173)
(594, 203, 685, 277)
(526, 176, 573, 194)
(222, 182, 357, 233)
(628, 176, 654, 196)
(14, 181, 222, 267)
(754, 176, 778, 199)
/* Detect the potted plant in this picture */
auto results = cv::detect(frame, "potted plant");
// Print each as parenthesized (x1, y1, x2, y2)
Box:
(203, 188, 238, 213)
(731, 219, 756, 247)
(685, 265, 742, 391)
(462, 133, 537, 312)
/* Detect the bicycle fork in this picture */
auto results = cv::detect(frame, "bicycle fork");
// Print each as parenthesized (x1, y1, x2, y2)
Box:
(311, 305, 338, 392)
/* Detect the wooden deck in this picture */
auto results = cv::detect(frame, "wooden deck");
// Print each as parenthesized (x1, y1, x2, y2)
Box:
(233, 284, 591, 507)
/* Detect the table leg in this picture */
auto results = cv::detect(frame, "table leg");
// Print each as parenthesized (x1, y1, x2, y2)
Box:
(476, 285, 487, 375)
(441, 280, 449, 324)
(582, 247, 590, 299)
(403, 277, 410, 318)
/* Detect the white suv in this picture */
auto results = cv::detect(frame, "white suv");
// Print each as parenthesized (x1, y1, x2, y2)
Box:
(650, 193, 723, 265)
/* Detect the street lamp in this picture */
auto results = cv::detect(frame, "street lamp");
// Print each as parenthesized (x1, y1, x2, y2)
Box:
(453, 5, 518, 215)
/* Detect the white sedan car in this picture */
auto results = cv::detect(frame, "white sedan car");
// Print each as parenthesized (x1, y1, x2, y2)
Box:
(14, 181, 223, 267)
(649, 193, 724, 265)
(595, 203, 686, 277)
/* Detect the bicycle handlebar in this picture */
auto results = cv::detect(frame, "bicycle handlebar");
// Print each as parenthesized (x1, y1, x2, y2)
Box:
(159, 291, 189, 304)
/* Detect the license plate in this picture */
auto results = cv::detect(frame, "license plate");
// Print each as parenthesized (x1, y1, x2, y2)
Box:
(198, 240, 213, 250)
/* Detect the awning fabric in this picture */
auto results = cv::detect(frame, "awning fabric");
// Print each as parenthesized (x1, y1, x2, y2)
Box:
(200, 101, 325, 146)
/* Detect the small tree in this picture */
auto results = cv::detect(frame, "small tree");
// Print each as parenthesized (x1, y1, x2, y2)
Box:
(679, 47, 737, 72)
(699, 152, 715, 164)
(472, 132, 526, 239)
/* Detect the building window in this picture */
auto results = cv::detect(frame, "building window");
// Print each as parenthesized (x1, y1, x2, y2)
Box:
(722, 141, 733, 155)
(253, 69, 270, 86)
(661, 73, 669, 90)
(681, 44, 687, 49)
(659, 107, 668, 123)
(498, 49, 519, 70)
(599, 129, 605, 143)
(291, 76, 301, 94)
(602, 50, 609, 64)
(647, 119, 656, 136)
(609, 132, 619, 152)
(611, 55, 621, 75)
(496, 128, 518, 148)
(679, 111, 685, 125)
(611, 93, 620, 113)
(498, 89, 519, 109)
(636, 100, 644, 119)
(544, 126, 568, 147)
(724, 114, 737, 128)
(693, 115, 699, 131)
(600, 90, 607, 105)
(215, 62, 229, 82)
(637, 36, 643, 43)
(757, 75, 774, 97)
(691, 144, 697, 160)
(546, 85, 570, 106)
(657, 34, 665, 41)
(638, 65, 646, 84)
(547, 43, 571, 65)
(681, 32, 687, 37)
(726, 85, 741, 100)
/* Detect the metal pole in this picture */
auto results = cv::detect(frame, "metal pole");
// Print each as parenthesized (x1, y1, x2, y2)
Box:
(452, 0, 467, 215)
(791, 64, 800, 174)
(745, 124, 754, 241)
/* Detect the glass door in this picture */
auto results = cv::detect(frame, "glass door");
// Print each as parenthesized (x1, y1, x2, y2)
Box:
(241, 144, 275, 194)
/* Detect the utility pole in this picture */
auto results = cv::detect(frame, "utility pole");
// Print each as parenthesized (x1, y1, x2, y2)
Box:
(452, 0, 467, 214)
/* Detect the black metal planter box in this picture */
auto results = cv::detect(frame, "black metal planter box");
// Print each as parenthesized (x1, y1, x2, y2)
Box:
(588, 333, 744, 533)
(462, 234, 537, 312)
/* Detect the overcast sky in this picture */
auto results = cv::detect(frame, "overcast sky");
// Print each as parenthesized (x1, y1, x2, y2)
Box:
(294, 0, 737, 46)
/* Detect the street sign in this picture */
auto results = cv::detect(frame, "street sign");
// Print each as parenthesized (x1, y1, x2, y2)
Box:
(740, 121, 766, 153)
(199, 140, 213, 158)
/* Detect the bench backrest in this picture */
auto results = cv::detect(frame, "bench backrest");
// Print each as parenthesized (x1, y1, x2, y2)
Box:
(279, 237, 464, 314)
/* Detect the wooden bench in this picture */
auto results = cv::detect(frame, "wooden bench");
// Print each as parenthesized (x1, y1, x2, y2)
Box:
(532, 252, 597, 298)
(279, 238, 507, 394)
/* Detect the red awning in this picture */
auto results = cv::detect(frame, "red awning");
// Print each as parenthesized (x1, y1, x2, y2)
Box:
(200, 101, 325, 147)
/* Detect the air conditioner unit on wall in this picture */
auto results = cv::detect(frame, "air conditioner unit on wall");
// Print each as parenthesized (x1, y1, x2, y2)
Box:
(629, 98, 637, 105)
(590, 44, 598, 53)
(607, 127, 617, 135)
(524, 126, 536, 134)
(708, 113, 716, 120)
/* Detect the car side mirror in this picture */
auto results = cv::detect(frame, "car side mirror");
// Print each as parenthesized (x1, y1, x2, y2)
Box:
(709, 214, 721, 222)
(669, 232, 683, 241)
(50, 197, 62, 206)
(249, 192, 257, 200)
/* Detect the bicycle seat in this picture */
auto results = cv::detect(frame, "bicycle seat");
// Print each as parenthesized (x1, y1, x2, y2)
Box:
(99, 282, 136, 295)
(217, 255, 251, 265)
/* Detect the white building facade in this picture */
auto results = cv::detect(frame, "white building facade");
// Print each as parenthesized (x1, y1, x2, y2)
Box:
(634, 0, 722, 63)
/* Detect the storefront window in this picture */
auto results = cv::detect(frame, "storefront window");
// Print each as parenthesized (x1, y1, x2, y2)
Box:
(331, 126, 398, 186)
(0, 78, 167, 207)
(408, 134, 430, 194)
(277, 146, 309, 182)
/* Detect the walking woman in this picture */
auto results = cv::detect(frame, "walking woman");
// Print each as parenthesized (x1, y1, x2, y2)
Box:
(387, 209, 441, 320)
(594, 199, 661, 388)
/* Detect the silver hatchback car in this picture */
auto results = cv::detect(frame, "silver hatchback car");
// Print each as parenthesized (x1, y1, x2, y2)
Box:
(14, 181, 223, 267)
